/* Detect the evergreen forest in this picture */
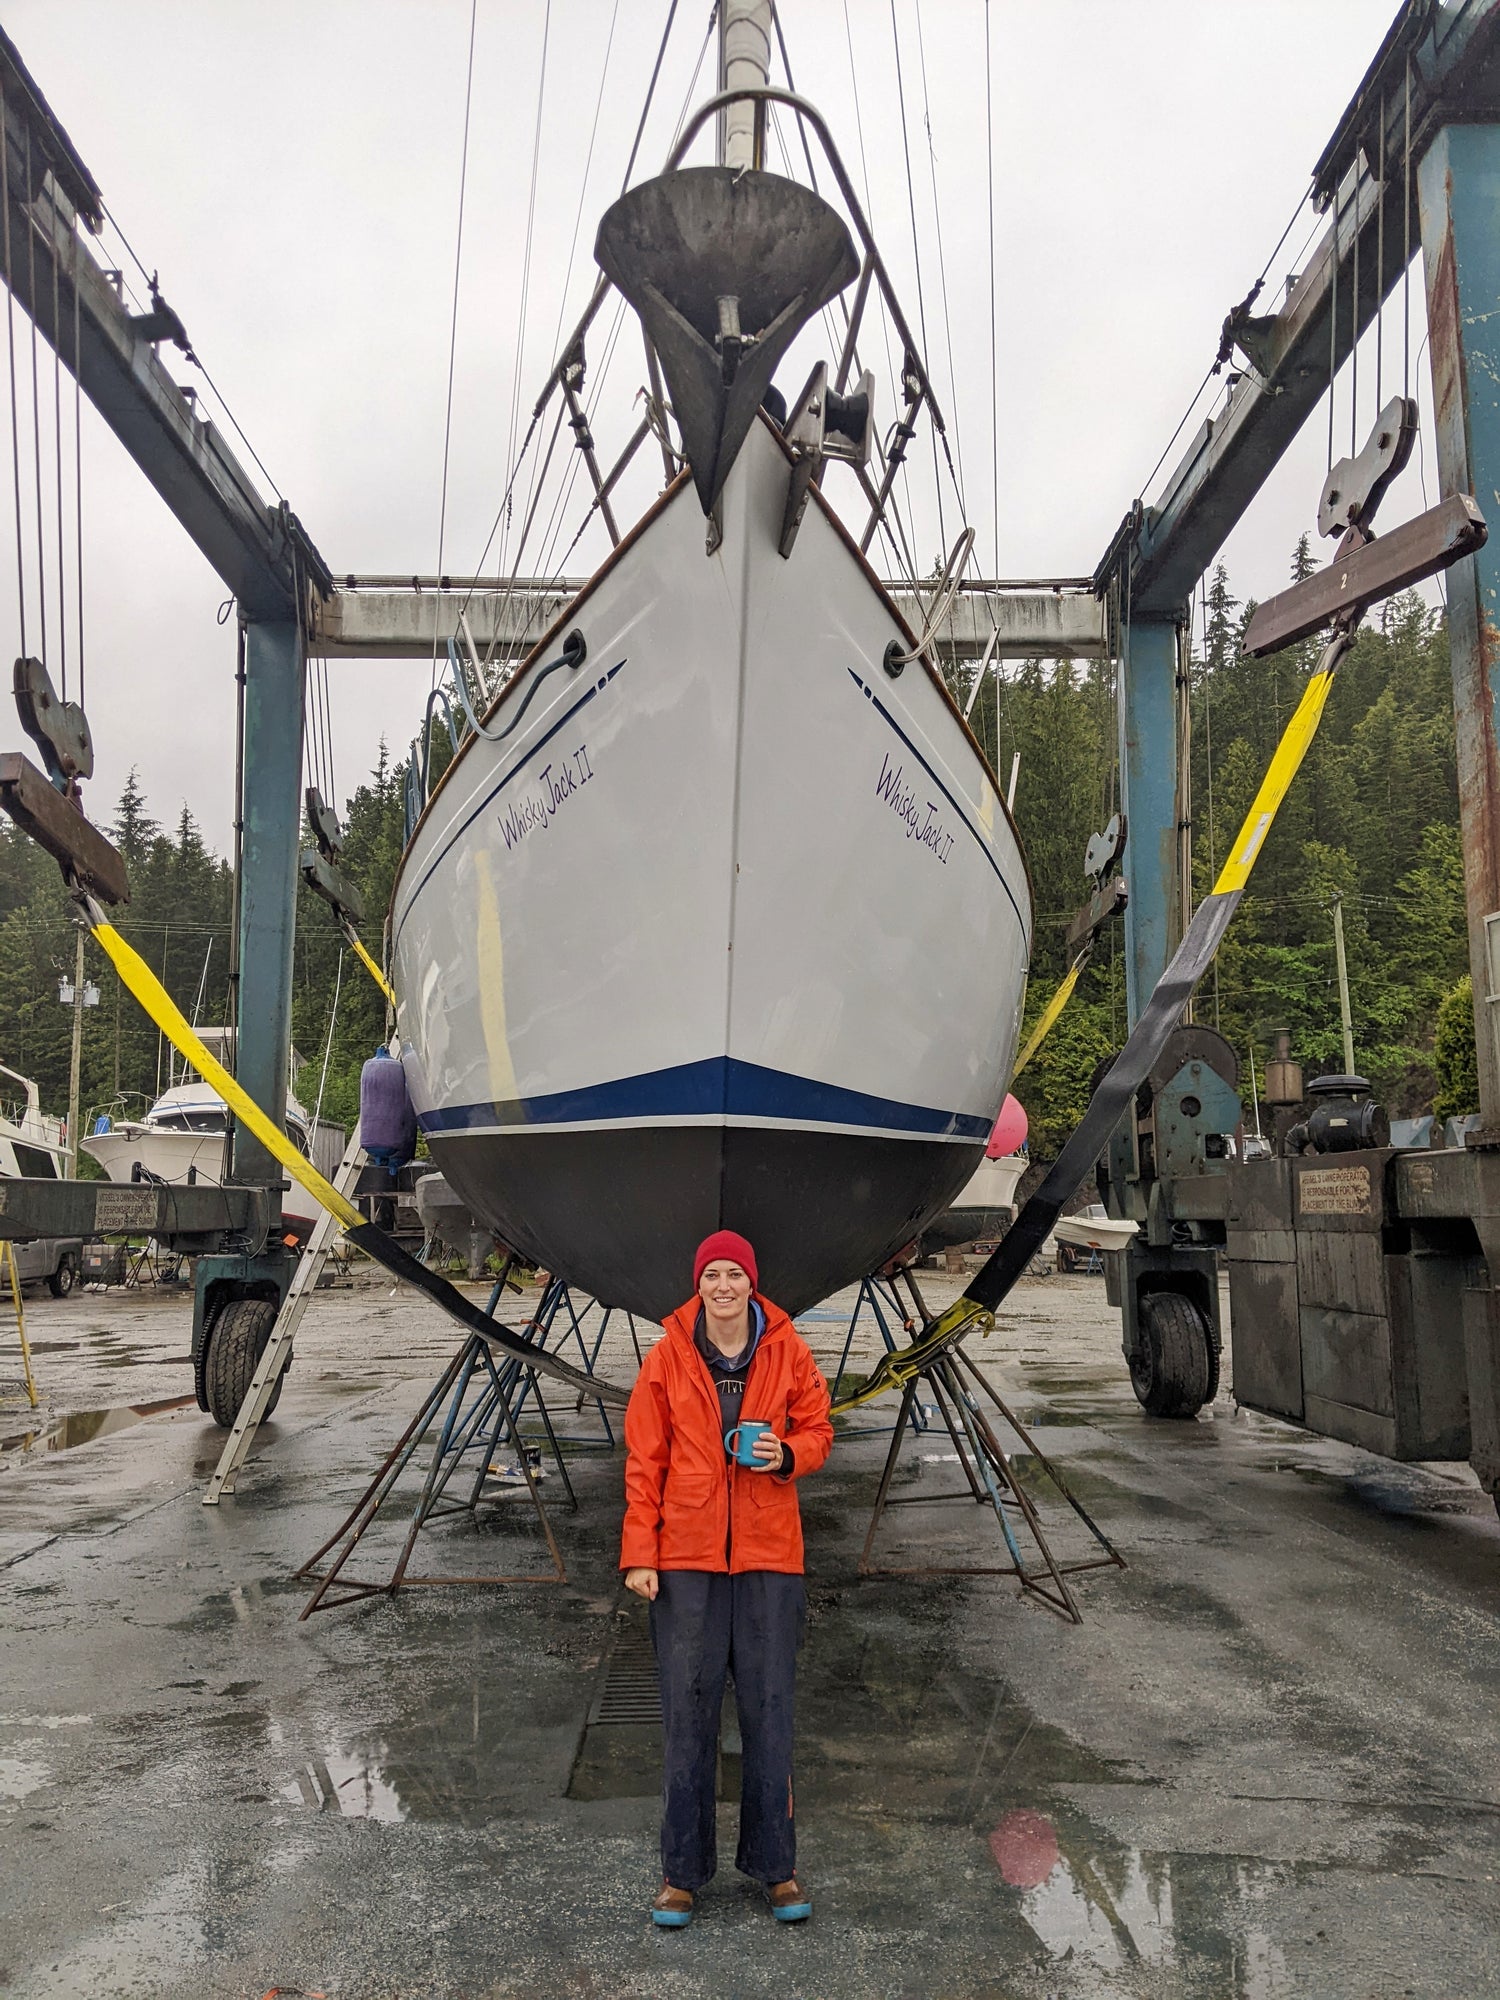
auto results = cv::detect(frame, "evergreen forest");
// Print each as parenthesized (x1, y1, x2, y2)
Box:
(0, 543, 1481, 1164)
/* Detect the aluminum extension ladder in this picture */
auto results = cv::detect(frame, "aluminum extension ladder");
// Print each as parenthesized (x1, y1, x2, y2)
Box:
(203, 1127, 366, 1504)
(0, 1240, 38, 1408)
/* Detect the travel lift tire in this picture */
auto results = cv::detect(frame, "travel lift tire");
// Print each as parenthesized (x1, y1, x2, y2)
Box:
(203, 1295, 285, 1428)
(1129, 1289, 1214, 1419)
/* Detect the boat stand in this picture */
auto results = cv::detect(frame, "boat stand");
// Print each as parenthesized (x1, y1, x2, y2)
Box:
(828, 1268, 929, 1439)
(296, 1325, 576, 1618)
(858, 1337, 1125, 1625)
(492, 1275, 643, 1450)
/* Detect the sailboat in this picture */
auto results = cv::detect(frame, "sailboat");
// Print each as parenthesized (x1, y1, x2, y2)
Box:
(391, 3, 1032, 1318)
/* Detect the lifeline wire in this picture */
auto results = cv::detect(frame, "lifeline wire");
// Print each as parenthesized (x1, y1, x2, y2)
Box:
(429, 0, 481, 694)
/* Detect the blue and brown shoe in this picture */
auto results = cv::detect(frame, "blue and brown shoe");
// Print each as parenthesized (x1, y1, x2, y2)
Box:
(652, 1882, 694, 1928)
(769, 1877, 812, 1922)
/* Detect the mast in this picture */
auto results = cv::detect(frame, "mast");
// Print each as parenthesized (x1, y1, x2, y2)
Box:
(719, 0, 771, 170)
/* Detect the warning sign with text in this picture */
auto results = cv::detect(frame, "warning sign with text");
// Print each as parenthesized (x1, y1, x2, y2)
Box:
(1298, 1164, 1373, 1217)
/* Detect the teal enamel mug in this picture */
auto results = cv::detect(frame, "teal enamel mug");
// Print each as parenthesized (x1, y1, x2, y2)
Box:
(725, 1420, 775, 1470)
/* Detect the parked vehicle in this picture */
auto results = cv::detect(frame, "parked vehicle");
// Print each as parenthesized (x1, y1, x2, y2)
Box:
(0, 1060, 82, 1297)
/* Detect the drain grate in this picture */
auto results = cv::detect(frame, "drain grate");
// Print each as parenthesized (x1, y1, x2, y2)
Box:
(589, 1626, 662, 1726)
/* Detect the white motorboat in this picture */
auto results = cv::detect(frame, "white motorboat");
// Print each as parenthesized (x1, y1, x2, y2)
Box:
(0, 1060, 69, 1180)
(923, 1153, 1030, 1253)
(390, 7, 1032, 1318)
(84, 1072, 320, 1236)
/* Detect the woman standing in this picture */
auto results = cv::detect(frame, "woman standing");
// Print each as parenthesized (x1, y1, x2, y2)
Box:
(622, 1229, 833, 1928)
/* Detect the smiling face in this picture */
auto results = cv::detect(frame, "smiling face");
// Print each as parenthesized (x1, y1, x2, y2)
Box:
(699, 1259, 752, 1324)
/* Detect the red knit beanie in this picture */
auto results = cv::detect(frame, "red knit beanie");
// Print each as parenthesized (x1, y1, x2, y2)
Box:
(693, 1229, 758, 1291)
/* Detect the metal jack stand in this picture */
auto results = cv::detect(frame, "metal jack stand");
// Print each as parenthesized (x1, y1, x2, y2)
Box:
(828, 1267, 929, 1439)
(859, 1337, 1125, 1624)
(296, 1325, 577, 1618)
(495, 1275, 643, 1450)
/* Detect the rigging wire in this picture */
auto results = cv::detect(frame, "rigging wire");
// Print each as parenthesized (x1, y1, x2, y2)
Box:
(100, 202, 287, 505)
(911, 0, 965, 514)
(429, 0, 481, 693)
(619, 0, 682, 195)
(1, 89, 28, 659)
(546, 0, 624, 374)
(887, 0, 946, 555)
(498, 0, 555, 584)
(841, 0, 918, 579)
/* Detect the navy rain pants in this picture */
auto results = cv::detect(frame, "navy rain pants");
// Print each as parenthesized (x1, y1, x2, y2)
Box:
(649, 1568, 805, 1891)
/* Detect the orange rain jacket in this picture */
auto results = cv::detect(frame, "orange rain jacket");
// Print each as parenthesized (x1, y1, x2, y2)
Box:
(620, 1295, 834, 1576)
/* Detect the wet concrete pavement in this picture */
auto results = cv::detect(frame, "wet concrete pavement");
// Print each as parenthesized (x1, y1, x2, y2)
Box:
(3, 1264, 1499, 1997)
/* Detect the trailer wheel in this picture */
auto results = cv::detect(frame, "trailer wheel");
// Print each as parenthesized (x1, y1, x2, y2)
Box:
(47, 1253, 77, 1299)
(203, 1296, 284, 1428)
(1129, 1290, 1213, 1419)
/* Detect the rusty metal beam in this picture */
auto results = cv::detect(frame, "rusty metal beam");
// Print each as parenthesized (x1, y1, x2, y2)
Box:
(0, 39, 325, 619)
(1103, 0, 1500, 619)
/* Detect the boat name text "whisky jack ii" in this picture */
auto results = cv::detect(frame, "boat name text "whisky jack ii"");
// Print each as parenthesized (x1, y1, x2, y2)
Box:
(875, 751, 956, 865)
(498, 743, 597, 852)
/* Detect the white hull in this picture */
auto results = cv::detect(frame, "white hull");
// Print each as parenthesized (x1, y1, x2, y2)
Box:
(392, 420, 1031, 1314)
(83, 1088, 319, 1233)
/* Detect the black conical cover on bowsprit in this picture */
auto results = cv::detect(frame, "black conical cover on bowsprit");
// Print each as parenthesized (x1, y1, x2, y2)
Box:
(596, 166, 858, 514)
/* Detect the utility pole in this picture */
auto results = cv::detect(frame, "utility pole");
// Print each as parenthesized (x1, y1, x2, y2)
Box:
(1331, 894, 1355, 1075)
(67, 927, 84, 1179)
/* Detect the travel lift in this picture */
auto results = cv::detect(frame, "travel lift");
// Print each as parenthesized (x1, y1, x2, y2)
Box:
(2, 2, 1500, 1586)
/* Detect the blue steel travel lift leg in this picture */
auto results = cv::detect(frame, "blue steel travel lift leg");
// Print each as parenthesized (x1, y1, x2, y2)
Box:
(193, 619, 305, 1424)
(1420, 123, 1500, 1511)
(1108, 615, 1227, 1416)
(826, 1272, 930, 1439)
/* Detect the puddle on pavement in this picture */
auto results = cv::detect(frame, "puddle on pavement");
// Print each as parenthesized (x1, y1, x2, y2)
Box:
(989, 1804, 1297, 1996)
(1, 1396, 197, 1456)
(282, 1753, 407, 1821)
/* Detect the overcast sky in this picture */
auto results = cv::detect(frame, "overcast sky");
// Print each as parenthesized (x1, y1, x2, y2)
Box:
(2, 0, 1432, 853)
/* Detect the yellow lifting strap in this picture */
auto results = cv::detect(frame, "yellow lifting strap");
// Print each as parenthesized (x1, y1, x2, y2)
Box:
(83, 902, 362, 1230)
(1010, 947, 1088, 1082)
(343, 923, 396, 1008)
(76, 896, 630, 1407)
(828, 633, 1351, 1419)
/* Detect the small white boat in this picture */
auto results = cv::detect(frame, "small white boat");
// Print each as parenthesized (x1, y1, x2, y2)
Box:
(84, 1076, 320, 1236)
(923, 1153, 1029, 1252)
(1049, 1204, 1140, 1261)
(0, 1060, 69, 1181)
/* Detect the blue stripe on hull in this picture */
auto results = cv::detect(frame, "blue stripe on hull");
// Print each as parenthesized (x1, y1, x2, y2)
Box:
(418, 1056, 994, 1142)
